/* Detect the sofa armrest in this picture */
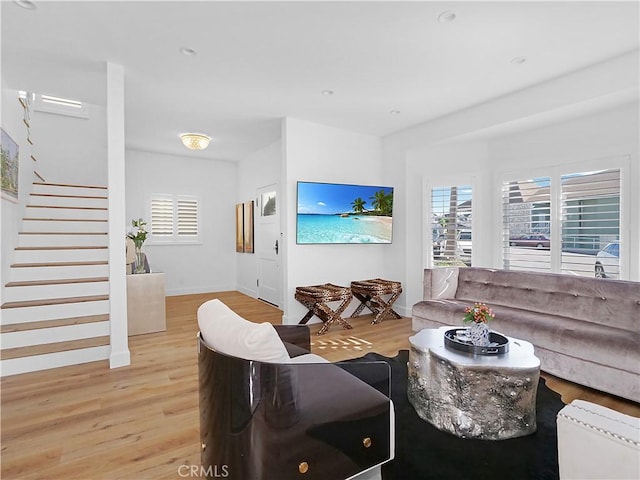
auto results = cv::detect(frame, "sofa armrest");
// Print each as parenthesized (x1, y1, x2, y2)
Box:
(423, 268, 459, 300)
(274, 324, 311, 352)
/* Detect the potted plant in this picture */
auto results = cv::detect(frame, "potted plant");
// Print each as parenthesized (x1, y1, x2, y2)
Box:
(463, 302, 495, 346)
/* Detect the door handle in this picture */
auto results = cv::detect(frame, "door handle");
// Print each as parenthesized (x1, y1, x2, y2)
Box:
(275, 240, 279, 254)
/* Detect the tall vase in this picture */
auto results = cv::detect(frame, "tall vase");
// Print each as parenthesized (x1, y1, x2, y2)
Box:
(469, 322, 490, 346)
(134, 245, 146, 274)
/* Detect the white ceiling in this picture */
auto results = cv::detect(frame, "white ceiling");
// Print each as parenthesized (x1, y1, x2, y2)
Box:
(2, 1, 639, 161)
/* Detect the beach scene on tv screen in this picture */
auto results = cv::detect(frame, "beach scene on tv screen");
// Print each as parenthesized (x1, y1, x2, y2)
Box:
(297, 182, 393, 244)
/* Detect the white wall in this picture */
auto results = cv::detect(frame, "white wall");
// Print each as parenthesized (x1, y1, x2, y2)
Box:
(1, 85, 35, 303)
(125, 149, 237, 296)
(235, 140, 282, 298)
(282, 117, 386, 324)
(30, 104, 107, 186)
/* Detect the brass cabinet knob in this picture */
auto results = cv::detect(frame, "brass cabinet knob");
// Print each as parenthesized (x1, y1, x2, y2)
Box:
(363, 437, 372, 448)
(298, 461, 309, 474)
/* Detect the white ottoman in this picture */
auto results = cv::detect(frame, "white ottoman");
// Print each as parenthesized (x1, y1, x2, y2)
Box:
(557, 400, 640, 480)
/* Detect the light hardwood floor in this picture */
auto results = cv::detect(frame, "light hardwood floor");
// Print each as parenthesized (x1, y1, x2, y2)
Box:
(1, 291, 638, 479)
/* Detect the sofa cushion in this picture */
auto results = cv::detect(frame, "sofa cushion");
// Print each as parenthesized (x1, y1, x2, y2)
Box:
(413, 299, 640, 374)
(455, 268, 640, 332)
(198, 299, 290, 362)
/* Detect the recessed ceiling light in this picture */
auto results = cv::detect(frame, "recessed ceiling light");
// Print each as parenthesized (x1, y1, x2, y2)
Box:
(390, 110, 401, 115)
(180, 47, 197, 57)
(14, 0, 37, 9)
(437, 11, 456, 23)
(511, 56, 527, 65)
(321, 90, 334, 96)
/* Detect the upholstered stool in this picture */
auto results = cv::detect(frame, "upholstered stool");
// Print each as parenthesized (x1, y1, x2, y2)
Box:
(295, 283, 353, 335)
(350, 278, 402, 324)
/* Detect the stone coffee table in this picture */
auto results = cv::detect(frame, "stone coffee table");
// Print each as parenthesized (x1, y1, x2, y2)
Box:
(407, 326, 540, 440)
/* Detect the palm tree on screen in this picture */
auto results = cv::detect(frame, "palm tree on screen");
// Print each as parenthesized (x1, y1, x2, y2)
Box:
(351, 197, 366, 214)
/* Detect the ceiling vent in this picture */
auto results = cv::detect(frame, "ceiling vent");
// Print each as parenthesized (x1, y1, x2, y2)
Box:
(33, 93, 89, 119)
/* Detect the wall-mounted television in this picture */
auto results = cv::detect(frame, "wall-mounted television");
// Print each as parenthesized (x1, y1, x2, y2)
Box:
(297, 181, 394, 244)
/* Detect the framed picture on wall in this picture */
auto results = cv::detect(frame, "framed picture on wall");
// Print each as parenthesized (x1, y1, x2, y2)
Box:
(235, 203, 244, 252)
(243, 200, 254, 253)
(1, 128, 19, 202)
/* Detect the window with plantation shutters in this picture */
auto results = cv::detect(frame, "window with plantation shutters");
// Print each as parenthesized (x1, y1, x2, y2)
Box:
(148, 194, 201, 244)
(560, 169, 620, 278)
(502, 177, 552, 272)
(150, 196, 174, 237)
(431, 185, 473, 267)
(177, 197, 199, 237)
(501, 166, 622, 279)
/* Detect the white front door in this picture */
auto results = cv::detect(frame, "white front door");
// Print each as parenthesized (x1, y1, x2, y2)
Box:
(256, 185, 281, 307)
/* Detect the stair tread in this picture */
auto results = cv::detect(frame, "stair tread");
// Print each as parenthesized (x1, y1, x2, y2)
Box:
(31, 193, 107, 199)
(0, 314, 110, 333)
(27, 205, 107, 210)
(19, 232, 107, 235)
(1, 294, 109, 309)
(33, 182, 107, 190)
(6, 277, 109, 287)
(15, 246, 108, 250)
(22, 218, 107, 222)
(1, 336, 110, 360)
(10, 261, 108, 268)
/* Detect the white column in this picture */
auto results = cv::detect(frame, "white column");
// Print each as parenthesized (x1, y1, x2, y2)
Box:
(107, 62, 130, 368)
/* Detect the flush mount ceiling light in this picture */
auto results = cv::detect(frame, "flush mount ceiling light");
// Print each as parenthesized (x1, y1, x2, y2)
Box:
(179, 47, 197, 57)
(510, 56, 527, 65)
(180, 133, 211, 150)
(437, 10, 456, 23)
(390, 110, 401, 115)
(15, 0, 37, 9)
(321, 90, 334, 96)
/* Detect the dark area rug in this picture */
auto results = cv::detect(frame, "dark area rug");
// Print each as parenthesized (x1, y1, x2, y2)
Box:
(347, 350, 565, 480)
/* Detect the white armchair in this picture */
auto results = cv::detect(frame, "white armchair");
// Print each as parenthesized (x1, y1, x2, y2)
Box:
(557, 400, 640, 480)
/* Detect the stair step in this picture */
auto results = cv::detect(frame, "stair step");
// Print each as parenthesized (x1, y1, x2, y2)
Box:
(29, 193, 108, 208)
(27, 204, 107, 210)
(1, 299, 109, 324)
(1, 294, 109, 310)
(0, 314, 109, 333)
(31, 193, 108, 200)
(21, 219, 108, 233)
(18, 233, 108, 247)
(6, 277, 109, 287)
(13, 246, 108, 263)
(1, 336, 110, 360)
(0, 345, 110, 376)
(10, 261, 108, 268)
(8, 263, 109, 282)
(25, 206, 107, 221)
(33, 182, 107, 190)
(3, 278, 109, 302)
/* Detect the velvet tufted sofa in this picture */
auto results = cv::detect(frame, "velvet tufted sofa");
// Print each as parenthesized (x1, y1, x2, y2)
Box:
(412, 267, 640, 402)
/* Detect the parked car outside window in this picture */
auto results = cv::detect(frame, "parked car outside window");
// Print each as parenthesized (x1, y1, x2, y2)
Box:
(456, 230, 472, 265)
(508, 234, 550, 249)
(595, 241, 619, 279)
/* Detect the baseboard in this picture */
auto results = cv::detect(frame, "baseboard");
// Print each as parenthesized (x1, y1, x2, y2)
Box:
(165, 284, 235, 296)
(109, 348, 131, 368)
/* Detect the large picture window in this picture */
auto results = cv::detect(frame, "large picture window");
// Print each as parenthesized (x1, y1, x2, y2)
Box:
(431, 185, 472, 267)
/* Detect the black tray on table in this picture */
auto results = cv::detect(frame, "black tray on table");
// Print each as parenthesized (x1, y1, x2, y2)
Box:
(444, 328, 509, 356)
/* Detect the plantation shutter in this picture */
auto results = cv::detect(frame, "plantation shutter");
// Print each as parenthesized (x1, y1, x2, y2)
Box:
(431, 185, 473, 266)
(502, 177, 551, 272)
(560, 169, 620, 277)
(177, 196, 199, 237)
(150, 196, 174, 236)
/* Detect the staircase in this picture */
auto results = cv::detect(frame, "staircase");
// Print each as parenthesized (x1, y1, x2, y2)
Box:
(0, 182, 111, 376)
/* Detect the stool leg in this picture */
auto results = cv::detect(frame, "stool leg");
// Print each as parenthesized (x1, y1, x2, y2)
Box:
(350, 293, 376, 318)
(317, 297, 353, 335)
(371, 291, 402, 324)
